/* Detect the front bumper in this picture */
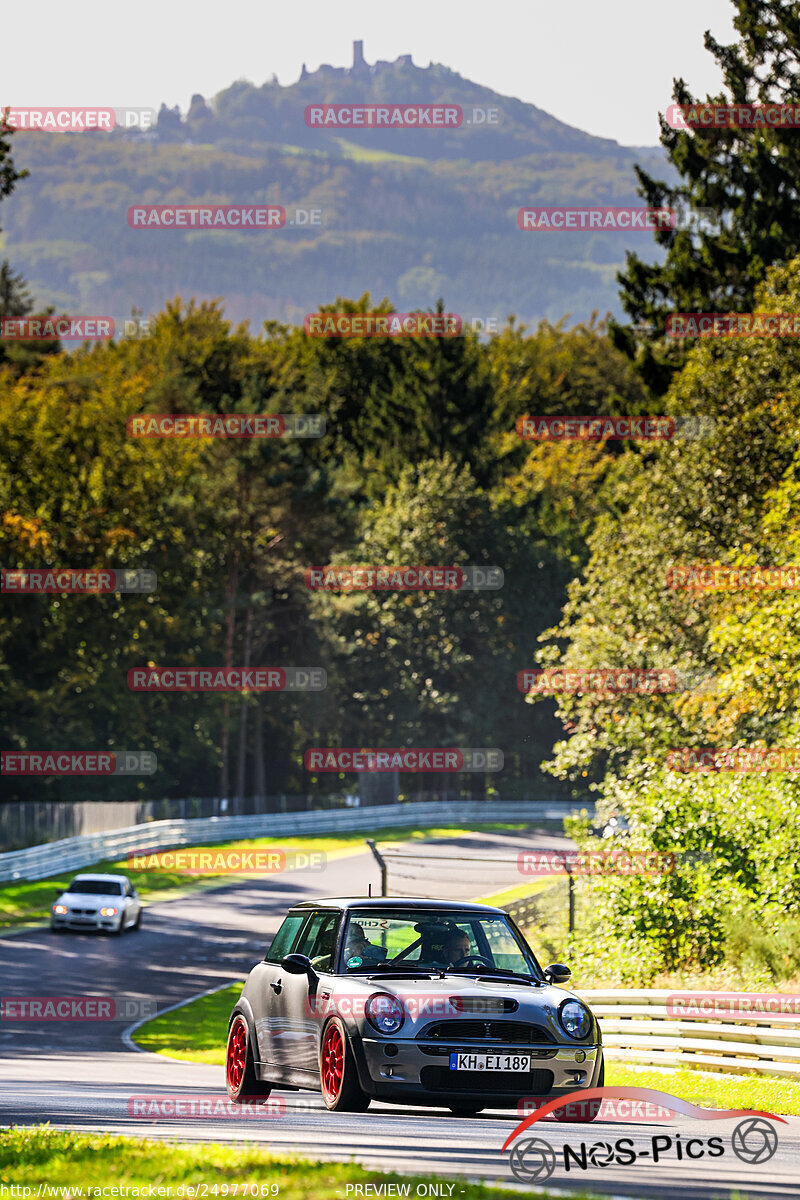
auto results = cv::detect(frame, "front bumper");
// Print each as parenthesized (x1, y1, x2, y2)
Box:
(51, 912, 120, 932)
(357, 1037, 600, 1106)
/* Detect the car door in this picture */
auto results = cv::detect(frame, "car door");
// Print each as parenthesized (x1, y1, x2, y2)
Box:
(266, 910, 342, 1072)
(253, 912, 308, 1067)
(124, 881, 139, 925)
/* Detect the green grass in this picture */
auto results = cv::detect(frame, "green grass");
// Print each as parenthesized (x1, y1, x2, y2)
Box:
(605, 1061, 800, 1117)
(0, 822, 533, 930)
(0, 1129, 588, 1198)
(477, 877, 560, 908)
(134, 983, 242, 1065)
(332, 137, 429, 165)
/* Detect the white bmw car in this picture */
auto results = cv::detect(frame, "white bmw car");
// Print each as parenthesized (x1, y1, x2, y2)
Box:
(50, 873, 142, 934)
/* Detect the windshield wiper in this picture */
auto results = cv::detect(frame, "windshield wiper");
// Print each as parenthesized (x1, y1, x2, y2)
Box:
(444, 967, 542, 986)
(348, 964, 436, 978)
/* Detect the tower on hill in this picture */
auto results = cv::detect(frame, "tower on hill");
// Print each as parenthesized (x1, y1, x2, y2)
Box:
(353, 40, 365, 70)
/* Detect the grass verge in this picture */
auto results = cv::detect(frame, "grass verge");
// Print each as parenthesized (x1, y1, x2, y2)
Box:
(605, 1061, 800, 1118)
(134, 983, 242, 1064)
(0, 822, 531, 930)
(0, 1129, 585, 1198)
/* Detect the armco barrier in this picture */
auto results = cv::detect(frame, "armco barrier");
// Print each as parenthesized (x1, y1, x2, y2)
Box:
(580, 989, 800, 1079)
(0, 800, 585, 883)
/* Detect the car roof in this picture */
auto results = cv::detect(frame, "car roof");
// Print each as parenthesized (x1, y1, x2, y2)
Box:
(70, 873, 130, 883)
(288, 897, 506, 915)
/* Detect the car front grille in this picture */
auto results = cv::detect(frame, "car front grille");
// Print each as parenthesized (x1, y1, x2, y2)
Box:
(420, 1066, 554, 1094)
(418, 1043, 557, 1058)
(420, 1020, 555, 1044)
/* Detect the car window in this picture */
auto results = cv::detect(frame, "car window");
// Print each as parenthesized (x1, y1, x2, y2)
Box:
(294, 911, 341, 971)
(66, 880, 124, 895)
(264, 913, 306, 963)
(339, 909, 539, 976)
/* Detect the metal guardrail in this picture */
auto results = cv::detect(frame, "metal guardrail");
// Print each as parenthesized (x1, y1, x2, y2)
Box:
(0, 800, 584, 883)
(580, 989, 800, 1079)
(505, 899, 800, 1079)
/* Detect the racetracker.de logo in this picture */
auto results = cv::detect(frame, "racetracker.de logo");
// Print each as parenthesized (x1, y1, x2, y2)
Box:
(126, 414, 324, 438)
(1, 569, 156, 593)
(0, 107, 115, 131)
(517, 416, 675, 441)
(518, 207, 675, 231)
(304, 566, 503, 591)
(1, 751, 156, 776)
(666, 992, 800, 1018)
(304, 748, 503, 772)
(127, 206, 285, 229)
(127, 1094, 287, 1119)
(667, 313, 800, 337)
(305, 993, 510, 1019)
(304, 313, 461, 337)
(667, 563, 800, 590)
(127, 667, 326, 691)
(305, 104, 462, 128)
(666, 103, 800, 129)
(518, 1096, 676, 1122)
(0, 316, 114, 340)
(126, 849, 325, 874)
(517, 849, 676, 876)
(518, 668, 677, 694)
(0, 997, 156, 1021)
(667, 747, 800, 773)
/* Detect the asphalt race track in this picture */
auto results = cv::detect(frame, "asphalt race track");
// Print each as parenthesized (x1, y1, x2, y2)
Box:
(1, 832, 798, 1199)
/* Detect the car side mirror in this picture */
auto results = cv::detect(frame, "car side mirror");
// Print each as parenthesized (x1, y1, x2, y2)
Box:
(544, 962, 571, 985)
(281, 953, 313, 975)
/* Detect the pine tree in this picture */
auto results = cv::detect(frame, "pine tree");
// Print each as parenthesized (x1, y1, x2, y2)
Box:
(614, 0, 800, 392)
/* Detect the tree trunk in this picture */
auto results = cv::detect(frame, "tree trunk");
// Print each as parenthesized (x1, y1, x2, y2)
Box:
(235, 604, 253, 808)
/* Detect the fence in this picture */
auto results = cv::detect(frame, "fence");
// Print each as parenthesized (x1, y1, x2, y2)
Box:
(0, 799, 583, 883)
(0, 789, 575, 851)
(578, 989, 800, 1079)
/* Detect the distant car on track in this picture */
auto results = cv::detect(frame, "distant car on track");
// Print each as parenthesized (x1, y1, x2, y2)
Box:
(50, 873, 142, 935)
(226, 896, 603, 1116)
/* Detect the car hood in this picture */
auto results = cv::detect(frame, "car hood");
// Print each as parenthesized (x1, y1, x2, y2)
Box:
(56, 891, 122, 905)
(326, 973, 597, 1042)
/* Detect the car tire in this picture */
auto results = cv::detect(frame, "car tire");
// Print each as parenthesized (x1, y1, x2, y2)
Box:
(320, 1018, 370, 1112)
(448, 1104, 484, 1116)
(226, 1013, 272, 1103)
(111, 918, 124, 936)
(132, 910, 142, 931)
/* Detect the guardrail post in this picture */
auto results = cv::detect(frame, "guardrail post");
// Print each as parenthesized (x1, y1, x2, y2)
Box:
(365, 838, 388, 896)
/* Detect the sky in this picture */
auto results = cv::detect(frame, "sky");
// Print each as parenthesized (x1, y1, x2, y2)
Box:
(5, 0, 737, 145)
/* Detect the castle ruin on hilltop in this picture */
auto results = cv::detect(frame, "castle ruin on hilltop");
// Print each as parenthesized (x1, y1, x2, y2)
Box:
(299, 41, 420, 82)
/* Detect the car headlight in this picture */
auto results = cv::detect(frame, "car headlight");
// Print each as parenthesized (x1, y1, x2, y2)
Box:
(558, 999, 592, 1040)
(100, 907, 119, 917)
(53, 905, 68, 915)
(365, 993, 405, 1035)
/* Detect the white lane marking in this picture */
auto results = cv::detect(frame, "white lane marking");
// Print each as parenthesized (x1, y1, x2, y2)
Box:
(122, 980, 238, 1057)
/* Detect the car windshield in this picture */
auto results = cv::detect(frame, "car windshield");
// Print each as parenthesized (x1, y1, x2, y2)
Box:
(339, 909, 540, 978)
(66, 880, 124, 895)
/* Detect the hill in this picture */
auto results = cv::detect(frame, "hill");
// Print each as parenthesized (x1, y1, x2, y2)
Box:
(1, 43, 668, 329)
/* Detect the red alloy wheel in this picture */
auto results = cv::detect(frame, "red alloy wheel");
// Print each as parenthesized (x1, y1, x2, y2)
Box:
(226, 1017, 248, 1094)
(321, 1022, 344, 1103)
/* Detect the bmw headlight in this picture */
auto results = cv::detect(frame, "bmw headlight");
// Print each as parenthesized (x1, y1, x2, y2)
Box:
(100, 907, 119, 917)
(53, 905, 68, 915)
(365, 993, 405, 1035)
(558, 999, 592, 1040)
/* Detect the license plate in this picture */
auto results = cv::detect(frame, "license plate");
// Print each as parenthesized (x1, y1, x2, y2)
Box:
(449, 1052, 531, 1072)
